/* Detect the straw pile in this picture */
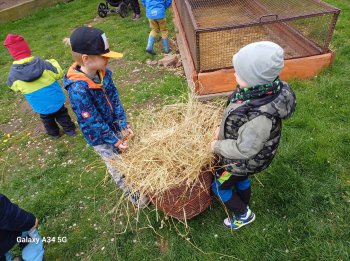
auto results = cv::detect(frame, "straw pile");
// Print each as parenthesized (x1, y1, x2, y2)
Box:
(112, 99, 223, 197)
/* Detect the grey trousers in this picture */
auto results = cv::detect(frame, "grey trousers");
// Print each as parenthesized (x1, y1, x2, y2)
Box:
(93, 143, 126, 190)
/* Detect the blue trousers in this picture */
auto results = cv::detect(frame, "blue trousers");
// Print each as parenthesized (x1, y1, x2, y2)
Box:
(211, 173, 251, 216)
(5, 229, 44, 261)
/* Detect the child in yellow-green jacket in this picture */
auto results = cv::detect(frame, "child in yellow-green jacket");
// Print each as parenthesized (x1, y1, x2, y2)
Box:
(4, 34, 75, 138)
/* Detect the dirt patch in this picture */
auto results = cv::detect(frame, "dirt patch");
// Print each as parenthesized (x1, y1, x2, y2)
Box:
(0, 99, 39, 135)
(19, 99, 35, 114)
(86, 16, 105, 27)
(157, 237, 169, 254)
(0, 120, 21, 135)
(108, 59, 166, 88)
(32, 123, 46, 136)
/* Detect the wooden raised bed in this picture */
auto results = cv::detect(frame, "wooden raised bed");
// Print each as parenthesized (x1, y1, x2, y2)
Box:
(172, 0, 339, 100)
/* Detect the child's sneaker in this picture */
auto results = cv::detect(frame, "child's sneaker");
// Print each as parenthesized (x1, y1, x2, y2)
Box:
(132, 13, 141, 20)
(223, 208, 255, 230)
(65, 130, 77, 137)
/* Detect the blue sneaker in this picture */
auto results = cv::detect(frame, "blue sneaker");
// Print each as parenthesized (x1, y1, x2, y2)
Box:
(223, 208, 255, 230)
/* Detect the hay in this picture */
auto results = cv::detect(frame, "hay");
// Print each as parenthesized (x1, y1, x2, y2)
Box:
(111, 99, 223, 196)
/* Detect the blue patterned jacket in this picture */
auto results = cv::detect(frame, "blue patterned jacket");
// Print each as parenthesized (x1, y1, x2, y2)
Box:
(64, 64, 128, 146)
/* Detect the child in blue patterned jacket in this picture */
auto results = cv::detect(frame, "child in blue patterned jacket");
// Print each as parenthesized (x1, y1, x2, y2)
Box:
(3, 34, 76, 138)
(142, 0, 172, 55)
(64, 26, 149, 208)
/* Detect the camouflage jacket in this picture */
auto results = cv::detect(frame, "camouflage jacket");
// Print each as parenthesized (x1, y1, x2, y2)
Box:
(213, 82, 296, 176)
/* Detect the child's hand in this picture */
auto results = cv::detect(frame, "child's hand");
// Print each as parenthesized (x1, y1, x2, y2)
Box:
(121, 126, 134, 140)
(32, 218, 38, 230)
(116, 140, 128, 152)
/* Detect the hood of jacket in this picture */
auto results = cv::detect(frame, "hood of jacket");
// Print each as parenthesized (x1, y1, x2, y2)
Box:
(64, 63, 106, 90)
(7, 56, 53, 86)
(248, 82, 296, 120)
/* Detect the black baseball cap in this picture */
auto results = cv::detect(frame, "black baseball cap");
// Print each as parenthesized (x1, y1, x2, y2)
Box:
(70, 26, 123, 59)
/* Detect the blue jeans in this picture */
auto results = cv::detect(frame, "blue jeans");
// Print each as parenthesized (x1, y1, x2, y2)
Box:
(5, 229, 44, 261)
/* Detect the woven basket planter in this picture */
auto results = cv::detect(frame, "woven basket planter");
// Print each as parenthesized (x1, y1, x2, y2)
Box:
(150, 169, 213, 220)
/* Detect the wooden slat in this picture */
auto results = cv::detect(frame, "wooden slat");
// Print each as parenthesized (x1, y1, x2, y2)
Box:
(280, 52, 336, 79)
(197, 52, 335, 95)
(172, 2, 199, 94)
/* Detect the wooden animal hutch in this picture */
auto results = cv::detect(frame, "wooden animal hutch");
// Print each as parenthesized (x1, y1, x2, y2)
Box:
(172, 0, 340, 99)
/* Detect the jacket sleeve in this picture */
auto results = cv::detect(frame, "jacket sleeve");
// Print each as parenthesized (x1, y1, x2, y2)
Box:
(213, 115, 272, 159)
(68, 82, 122, 146)
(165, 0, 172, 9)
(7, 69, 18, 91)
(44, 59, 64, 80)
(105, 73, 129, 130)
(8, 81, 19, 92)
(0, 194, 36, 232)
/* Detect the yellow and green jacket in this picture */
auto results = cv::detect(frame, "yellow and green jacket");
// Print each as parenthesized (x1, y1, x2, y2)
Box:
(7, 56, 65, 114)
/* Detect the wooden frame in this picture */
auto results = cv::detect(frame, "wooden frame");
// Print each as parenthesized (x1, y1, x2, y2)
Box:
(0, 0, 70, 24)
(172, 2, 336, 100)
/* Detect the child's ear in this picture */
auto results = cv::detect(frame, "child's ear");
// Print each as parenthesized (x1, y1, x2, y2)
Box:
(81, 54, 89, 64)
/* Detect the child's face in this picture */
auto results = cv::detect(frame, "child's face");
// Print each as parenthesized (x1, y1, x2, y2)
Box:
(83, 55, 109, 72)
(234, 72, 250, 88)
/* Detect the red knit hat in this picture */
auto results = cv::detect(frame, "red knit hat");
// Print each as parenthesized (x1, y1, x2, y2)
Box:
(3, 34, 31, 60)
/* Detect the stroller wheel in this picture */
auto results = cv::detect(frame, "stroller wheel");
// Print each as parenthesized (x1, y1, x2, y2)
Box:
(97, 3, 108, 18)
(118, 2, 128, 18)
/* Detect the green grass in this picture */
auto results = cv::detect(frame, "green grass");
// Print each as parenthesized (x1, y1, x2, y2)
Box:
(1, 0, 350, 260)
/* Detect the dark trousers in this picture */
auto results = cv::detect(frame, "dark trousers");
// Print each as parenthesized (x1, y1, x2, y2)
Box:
(39, 105, 75, 136)
(211, 170, 252, 216)
(129, 0, 140, 14)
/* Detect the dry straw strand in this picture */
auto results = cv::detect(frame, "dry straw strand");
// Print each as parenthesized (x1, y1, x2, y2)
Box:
(111, 99, 223, 197)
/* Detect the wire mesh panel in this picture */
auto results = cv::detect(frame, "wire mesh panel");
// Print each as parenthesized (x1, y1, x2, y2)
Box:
(174, 0, 340, 72)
